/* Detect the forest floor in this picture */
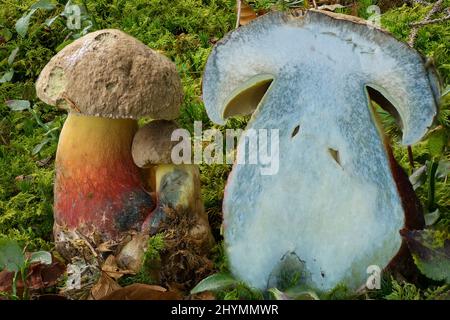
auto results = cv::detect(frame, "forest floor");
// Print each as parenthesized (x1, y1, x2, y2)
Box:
(0, 0, 449, 300)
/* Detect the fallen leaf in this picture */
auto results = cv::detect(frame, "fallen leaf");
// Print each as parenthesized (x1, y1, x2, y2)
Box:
(190, 273, 238, 294)
(190, 291, 216, 300)
(101, 283, 182, 300)
(33, 294, 68, 300)
(401, 229, 450, 284)
(36, 156, 52, 167)
(0, 270, 15, 294)
(102, 255, 134, 280)
(0, 261, 65, 296)
(238, 1, 258, 26)
(97, 240, 116, 253)
(14, 175, 33, 183)
(90, 272, 122, 300)
(116, 233, 148, 273)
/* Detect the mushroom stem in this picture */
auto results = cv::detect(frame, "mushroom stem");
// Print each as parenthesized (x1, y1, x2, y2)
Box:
(54, 113, 154, 240)
(142, 164, 214, 250)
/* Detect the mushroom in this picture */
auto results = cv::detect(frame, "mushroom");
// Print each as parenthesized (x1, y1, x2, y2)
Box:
(132, 120, 214, 250)
(36, 29, 183, 245)
(202, 10, 440, 291)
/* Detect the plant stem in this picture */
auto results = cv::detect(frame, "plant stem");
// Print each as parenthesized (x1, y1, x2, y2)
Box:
(29, 107, 58, 141)
(82, 0, 99, 30)
(21, 266, 28, 300)
(427, 161, 438, 211)
(12, 272, 17, 298)
(236, 0, 242, 29)
(407, 145, 415, 170)
(408, 0, 444, 46)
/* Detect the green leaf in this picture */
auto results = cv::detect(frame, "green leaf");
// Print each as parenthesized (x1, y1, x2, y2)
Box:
(45, 15, 59, 27)
(424, 209, 440, 227)
(8, 47, 19, 66)
(15, 9, 37, 37)
(409, 165, 427, 190)
(32, 138, 50, 155)
(268, 287, 319, 300)
(29, 251, 52, 265)
(436, 160, 450, 179)
(0, 70, 14, 83)
(0, 28, 13, 42)
(442, 86, 450, 98)
(56, 39, 73, 52)
(0, 239, 25, 272)
(401, 229, 450, 284)
(6, 100, 30, 111)
(191, 273, 239, 294)
(427, 128, 447, 159)
(30, 0, 56, 10)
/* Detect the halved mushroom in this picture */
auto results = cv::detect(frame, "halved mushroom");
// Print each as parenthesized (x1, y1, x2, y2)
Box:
(202, 10, 439, 291)
(36, 29, 183, 246)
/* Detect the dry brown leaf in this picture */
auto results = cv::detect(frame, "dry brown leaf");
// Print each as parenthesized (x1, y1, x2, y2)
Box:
(190, 291, 216, 300)
(238, 1, 258, 26)
(90, 272, 122, 300)
(97, 240, 116, 253)
(116, 233, 148, 273)
(0, 261, 65, 298)
(101, 255, 134, 280)
(350, 2, 359, 16)
(101, 283, 182, 300)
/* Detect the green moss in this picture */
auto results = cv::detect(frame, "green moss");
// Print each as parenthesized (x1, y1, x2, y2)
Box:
(384, 279, 422, 300)
(0, 0, 449, 299)
(118, 233, 165, 286)
(143, 233, 165, 264)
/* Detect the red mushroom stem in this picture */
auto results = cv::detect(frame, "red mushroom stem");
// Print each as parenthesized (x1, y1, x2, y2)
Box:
(54, 113, 155, 240)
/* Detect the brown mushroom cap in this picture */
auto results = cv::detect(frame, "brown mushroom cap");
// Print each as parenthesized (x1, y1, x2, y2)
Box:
(132, 120, 179, 167)
(36, 29, 183, 120)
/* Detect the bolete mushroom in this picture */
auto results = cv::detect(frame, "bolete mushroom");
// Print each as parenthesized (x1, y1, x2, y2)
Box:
(132, 120, 214, 250)
(36, 29, 183, 245)
(202, 10, 440, 291)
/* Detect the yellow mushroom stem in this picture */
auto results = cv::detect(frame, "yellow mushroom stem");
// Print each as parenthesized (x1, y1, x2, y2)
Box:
(54, 113, 154, 239)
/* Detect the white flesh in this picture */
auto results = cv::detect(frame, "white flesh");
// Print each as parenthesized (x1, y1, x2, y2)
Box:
(202, 10, 439, 291)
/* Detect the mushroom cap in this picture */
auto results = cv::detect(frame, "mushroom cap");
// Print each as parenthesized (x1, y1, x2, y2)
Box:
(132, 120, 179, 167)
(203, 9, 439, 146)
(36, 29, 183, 120)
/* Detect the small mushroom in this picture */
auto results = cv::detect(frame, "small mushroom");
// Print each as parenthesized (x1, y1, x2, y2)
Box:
(132, 120, 214, 250)
(36, 29, 183, 246)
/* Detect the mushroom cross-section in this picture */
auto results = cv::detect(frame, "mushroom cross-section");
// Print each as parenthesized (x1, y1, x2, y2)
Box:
(36, 29, 183, 246)
(202, 10, 439, 291)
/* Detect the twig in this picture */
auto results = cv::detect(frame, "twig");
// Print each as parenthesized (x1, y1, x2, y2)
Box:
(410, 14, 450, 26)
(406, 0, 446, 171)
(312, 0, 318, 9)
(407, 146, 415, 170)
(408, 0, 432, 5)
(408, 0, 444, 46)
(236, 0, 242, 29)
(62, 92, 81, 113)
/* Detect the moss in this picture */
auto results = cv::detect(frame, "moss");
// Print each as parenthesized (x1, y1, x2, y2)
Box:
(0, 0, 449, 299)
(384, 279, 422, 300)
(143, 233, 165, 264)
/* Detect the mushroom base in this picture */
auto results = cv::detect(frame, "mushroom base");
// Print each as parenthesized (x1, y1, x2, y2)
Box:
(143, 164, 214, 252)
(53, 113, 154, 242)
